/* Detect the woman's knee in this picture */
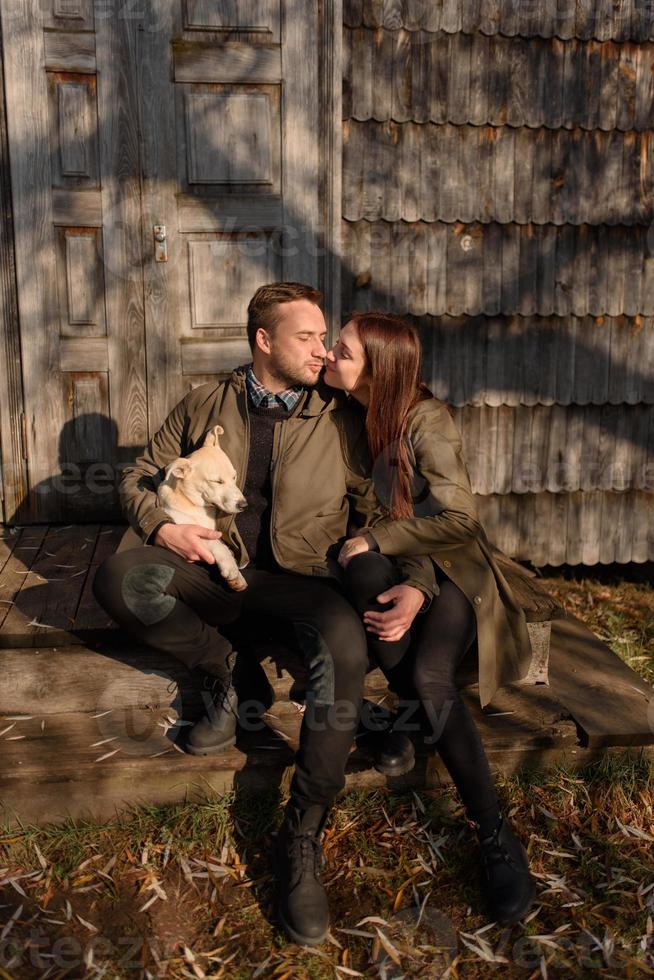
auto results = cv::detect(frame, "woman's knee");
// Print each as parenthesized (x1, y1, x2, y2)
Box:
(344, 552, 399, 607)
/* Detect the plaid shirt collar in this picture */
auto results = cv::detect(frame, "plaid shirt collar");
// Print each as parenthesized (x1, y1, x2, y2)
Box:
(245, 364, 304, 411)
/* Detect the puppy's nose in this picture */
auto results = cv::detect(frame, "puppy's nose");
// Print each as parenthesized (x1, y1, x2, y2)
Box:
(236, 499, 247, 512)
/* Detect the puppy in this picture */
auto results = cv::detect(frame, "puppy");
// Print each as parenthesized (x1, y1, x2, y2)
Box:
(157, 424, 248, 591)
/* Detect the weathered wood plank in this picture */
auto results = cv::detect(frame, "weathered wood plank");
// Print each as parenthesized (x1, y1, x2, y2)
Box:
(476, 490, 654, 565)
(3, 2, 67, 520)
(549, 613, 654, 747)
(0, 643, 392, 717)
(51, 188, 102, 226)
(43, 29, 96, 73)
(42, 0, 94, 30)
(0, 526, 99, 646)
(74, 525, 126, 630)
(177, 195, 283, 232)
(344, 2, 654, 41)
(0, 528, 21, 576)
(0, 527, 49, 632)
(0, 662, 588, 827)
(95, 4, 149, 454)
(59, 337, 109, 372)
(342, 222, 654, 316)
(0, 709, 294, 825)
(414, 314, 654, 407)
(343, 121, 654, 225)
(0, 13, 27, 524)
(344, 28, 654, 127)
(5, 740, 651, 827)
(180, 339, 253, 375)
(173, 41, 281, 83)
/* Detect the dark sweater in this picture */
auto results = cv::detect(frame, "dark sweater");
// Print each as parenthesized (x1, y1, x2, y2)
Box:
(235, 401, 291, 568)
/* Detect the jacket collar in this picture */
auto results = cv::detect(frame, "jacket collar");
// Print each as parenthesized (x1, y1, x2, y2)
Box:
(229, 364, 346, 417)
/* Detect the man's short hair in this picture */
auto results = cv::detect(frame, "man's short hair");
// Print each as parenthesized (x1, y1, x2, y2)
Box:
(246, 281, 323, 351)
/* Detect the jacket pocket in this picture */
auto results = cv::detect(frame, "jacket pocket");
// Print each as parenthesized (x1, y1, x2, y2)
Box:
(300, 517, 341, 556)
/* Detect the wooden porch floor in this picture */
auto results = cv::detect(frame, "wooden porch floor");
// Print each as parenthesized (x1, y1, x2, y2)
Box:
(0, 524, 653, 826)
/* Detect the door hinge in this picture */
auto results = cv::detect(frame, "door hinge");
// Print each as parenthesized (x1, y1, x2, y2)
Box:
(19, 412, 28, 459)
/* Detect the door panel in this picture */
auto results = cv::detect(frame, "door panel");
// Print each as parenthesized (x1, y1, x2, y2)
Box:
(138, 1, 321, 430)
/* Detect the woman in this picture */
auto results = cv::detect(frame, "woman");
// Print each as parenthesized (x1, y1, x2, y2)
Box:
(324, 311, 537, 925)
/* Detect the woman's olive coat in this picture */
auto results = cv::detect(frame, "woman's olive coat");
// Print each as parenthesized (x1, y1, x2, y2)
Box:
(367, 396, 533, 709)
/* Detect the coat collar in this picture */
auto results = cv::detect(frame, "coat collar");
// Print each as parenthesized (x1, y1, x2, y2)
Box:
(228, 364, 346, 417)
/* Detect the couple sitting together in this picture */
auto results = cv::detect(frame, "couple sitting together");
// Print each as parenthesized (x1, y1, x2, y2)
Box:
(93, 280, 537, 945)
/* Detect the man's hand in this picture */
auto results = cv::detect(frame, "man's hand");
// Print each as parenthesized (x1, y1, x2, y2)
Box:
(363, 584, 425, 642)
(337, 535, 371, 568)
(154, 523, 223, 564)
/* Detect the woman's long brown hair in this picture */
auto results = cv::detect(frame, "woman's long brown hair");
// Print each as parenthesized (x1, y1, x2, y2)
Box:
(348, 312, 432, 519)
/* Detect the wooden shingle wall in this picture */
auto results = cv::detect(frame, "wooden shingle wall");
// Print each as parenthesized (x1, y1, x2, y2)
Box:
(342, 0, 654, 565)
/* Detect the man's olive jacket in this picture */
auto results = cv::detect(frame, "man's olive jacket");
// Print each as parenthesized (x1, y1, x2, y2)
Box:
(116, 364, 436, 599)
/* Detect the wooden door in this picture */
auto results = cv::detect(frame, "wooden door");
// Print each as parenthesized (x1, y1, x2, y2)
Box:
(1, 0, 148, 522)
(0, 0, 339, 520)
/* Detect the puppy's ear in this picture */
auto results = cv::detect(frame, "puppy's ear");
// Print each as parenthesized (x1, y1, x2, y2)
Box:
(167, 457, 192, 480)
(203, 424, 224, 447)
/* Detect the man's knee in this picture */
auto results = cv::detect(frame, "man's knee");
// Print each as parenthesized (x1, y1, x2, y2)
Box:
(92, 553, 123, 610)
(294, 604, 368, 705)
(92, 552, 177, 627)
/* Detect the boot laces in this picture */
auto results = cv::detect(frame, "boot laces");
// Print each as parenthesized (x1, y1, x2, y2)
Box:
(480, 825, 520, 871)
(288, 831, 323, 882)
(202, 676, 235, 717)
(204, 675, 229, 700)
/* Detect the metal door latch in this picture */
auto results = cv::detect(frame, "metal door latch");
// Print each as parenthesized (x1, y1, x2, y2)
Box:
(153, 225, 167, 262)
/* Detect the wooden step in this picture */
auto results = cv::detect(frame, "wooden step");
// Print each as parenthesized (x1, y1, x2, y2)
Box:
(1, 632, 652, 826)
(0, 524, 122, 648)
(0, 674, 581, 826)
(0, 641, 397, 717)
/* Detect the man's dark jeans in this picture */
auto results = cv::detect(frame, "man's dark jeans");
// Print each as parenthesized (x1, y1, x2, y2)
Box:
(92, 546, 369, 809)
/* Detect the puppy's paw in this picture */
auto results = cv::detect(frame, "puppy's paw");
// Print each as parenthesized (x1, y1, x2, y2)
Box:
(226, 573, 248, 592)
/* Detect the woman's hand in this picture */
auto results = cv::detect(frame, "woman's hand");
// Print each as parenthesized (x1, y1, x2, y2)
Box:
(337, 535, 371, 568)
(363, 584, 425, 642)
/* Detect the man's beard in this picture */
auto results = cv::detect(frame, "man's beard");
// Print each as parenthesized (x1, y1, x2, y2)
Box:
(268, 347, 323, 388)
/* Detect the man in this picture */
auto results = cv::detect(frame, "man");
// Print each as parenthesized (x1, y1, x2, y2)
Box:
(93, 282, 435, 947)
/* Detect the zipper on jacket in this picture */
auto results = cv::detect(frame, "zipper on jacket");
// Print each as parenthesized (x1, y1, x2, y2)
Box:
(226, 390, 250, 567)
(268, 419, 288, 570)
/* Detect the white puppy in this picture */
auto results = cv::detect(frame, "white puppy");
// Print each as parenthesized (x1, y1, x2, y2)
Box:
(157, 424, 248, 591)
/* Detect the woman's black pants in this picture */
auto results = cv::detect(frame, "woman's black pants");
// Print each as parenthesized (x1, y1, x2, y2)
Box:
(344, 552, 501, 828)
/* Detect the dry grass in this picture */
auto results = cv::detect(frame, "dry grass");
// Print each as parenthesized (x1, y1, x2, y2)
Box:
(0, 754, 652, 979)
(0, 568, 652, 979)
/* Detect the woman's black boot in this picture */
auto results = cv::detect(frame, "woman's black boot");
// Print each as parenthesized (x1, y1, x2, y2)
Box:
(274, 802, 330, 946)
(475, 814, 537, 924)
